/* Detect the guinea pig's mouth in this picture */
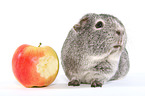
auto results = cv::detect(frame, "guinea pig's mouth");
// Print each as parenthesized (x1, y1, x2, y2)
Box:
(113, 45, 121, 48)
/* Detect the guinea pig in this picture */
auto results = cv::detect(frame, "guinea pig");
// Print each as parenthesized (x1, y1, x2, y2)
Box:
(61, 13, 129, 87)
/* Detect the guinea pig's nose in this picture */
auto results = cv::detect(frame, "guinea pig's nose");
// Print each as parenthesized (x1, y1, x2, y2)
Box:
(116, 30, 121, 36)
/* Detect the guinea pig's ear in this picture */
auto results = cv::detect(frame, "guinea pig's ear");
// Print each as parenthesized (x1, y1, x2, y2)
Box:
(73, 17, 89, 32)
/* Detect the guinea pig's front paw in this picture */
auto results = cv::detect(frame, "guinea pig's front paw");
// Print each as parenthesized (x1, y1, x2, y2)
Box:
(68, 80, 80, 86)
(91, 80, 103, 87)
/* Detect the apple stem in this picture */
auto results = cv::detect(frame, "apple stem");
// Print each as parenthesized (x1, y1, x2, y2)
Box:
(38, 43, 42, 47)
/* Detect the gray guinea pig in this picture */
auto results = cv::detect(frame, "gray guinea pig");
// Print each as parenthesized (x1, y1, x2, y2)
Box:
(61, 13, 129, 87)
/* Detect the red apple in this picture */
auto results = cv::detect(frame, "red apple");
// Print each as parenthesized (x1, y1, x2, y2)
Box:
(12, 43, 59, 88)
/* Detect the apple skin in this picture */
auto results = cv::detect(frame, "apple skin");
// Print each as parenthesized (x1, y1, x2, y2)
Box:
(12, 44, 59, 88)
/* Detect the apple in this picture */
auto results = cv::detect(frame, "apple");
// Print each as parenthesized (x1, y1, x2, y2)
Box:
(12, 43, 59, 88)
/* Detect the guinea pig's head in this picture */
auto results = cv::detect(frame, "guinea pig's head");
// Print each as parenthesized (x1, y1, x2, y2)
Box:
(73, 13, 127, 55)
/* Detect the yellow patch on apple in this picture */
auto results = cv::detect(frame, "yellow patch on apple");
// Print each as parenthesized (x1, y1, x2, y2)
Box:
(37, 55, 58, 79)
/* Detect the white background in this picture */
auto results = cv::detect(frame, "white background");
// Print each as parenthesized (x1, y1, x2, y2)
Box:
(0, 0, 145, 96)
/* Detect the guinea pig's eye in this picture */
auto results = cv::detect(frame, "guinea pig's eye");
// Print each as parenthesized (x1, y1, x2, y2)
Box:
(95, 21, 103, 28)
